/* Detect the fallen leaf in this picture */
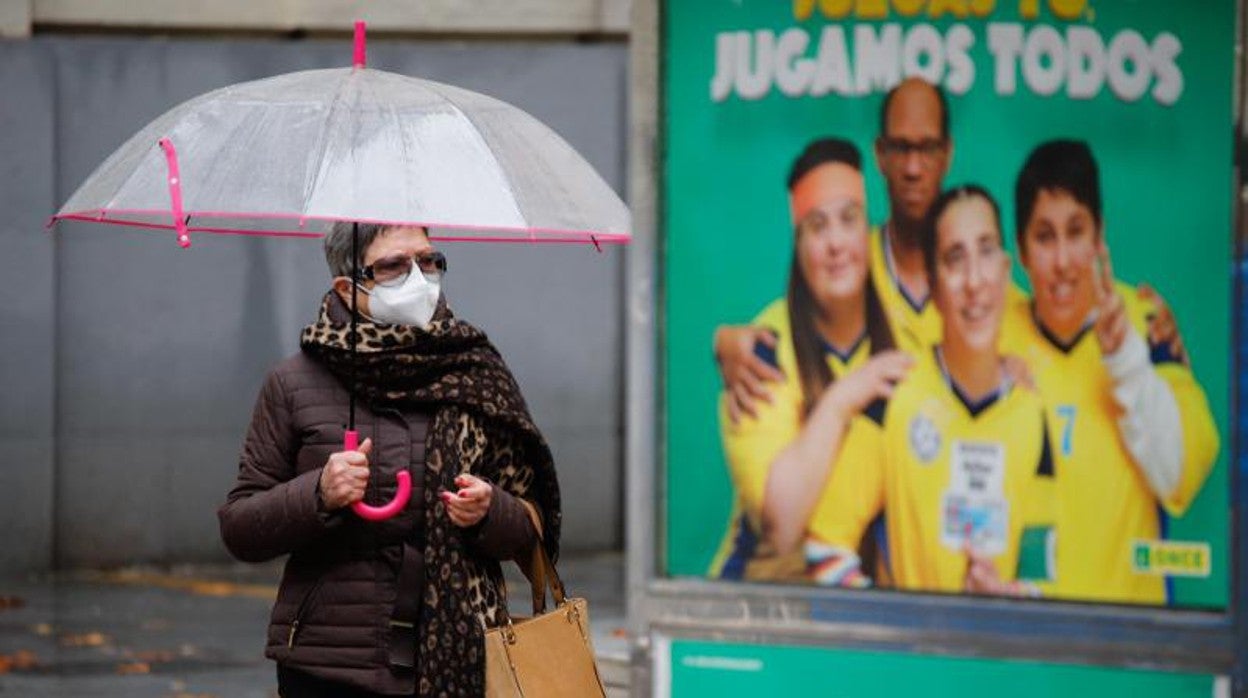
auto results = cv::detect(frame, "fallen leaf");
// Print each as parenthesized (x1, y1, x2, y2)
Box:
(60, 631, 109, 647)
(115, 661, 150, 675)
(31, 623, 53, 636)
(0, 650, 40, 674)
(188, 581, 236, 597)
(130, 649, 175, 663)
(0, 596, 26, 610)
(12, 650, 37, 669)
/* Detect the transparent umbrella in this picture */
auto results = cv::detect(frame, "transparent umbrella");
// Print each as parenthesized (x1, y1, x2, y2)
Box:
(51, 22, 630, 520)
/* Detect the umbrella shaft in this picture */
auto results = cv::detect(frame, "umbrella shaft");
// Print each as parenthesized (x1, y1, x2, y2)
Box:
(350, 221, 358, 431)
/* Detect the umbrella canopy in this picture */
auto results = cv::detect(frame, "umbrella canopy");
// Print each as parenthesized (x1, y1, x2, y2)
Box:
(53, 35, 629, 246)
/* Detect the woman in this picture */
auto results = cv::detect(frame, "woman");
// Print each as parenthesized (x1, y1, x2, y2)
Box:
(219, 222, 559, 697)
(806, 185, 1056, 596)
(709, 138, 910, 582)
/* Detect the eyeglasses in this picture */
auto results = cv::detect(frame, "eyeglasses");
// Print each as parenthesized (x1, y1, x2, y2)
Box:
(878, 137, 947, 161)
(356, 251, 447, 287)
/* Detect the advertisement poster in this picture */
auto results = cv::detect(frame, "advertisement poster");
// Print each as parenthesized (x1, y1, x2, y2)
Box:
(663, 0, 1232, 608)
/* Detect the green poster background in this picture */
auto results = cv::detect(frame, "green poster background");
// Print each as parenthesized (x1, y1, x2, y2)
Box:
(666, 639, 1222, 696)
(663, 1, 1233, 608)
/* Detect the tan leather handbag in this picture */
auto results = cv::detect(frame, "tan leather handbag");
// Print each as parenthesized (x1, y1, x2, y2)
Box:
(484, 504, 607, 698)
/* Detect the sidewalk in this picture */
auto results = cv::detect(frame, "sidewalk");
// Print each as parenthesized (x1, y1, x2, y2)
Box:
(0, 551, 628, 697)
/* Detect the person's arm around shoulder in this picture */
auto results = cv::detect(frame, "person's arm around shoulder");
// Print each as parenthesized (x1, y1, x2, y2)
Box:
(714, 299, 790, 423)
(218, 366, 351, 562)
(715, 324, 784, 423)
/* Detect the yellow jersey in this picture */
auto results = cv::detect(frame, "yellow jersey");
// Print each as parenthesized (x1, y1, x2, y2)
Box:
(806, 348, 1057, 593)
(710, 299, 877, 581)
(1001, 283, 1219, 605)
(870, 224, 944, 352)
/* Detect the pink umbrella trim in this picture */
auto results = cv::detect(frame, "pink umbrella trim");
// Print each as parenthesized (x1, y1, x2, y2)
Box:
(50, 208, 630, 244)
(157, 138, 192, 248)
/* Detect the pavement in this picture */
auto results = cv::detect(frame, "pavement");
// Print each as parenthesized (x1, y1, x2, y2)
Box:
(0, 551, 628, 697)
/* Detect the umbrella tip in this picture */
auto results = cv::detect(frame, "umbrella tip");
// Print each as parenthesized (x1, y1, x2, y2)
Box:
(353, 21, 366, 69)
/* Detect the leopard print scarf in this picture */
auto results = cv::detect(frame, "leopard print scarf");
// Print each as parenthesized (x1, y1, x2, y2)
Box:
(300, 292, 561, 697)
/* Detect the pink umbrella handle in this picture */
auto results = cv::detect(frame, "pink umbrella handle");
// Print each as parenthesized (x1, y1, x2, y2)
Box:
(342, 429, 411, 521)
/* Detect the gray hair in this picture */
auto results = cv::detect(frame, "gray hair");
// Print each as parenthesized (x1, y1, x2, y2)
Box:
(323, 221, 388, 278)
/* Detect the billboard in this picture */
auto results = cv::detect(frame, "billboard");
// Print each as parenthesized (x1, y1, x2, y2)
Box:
(663, 0, 1232, 609)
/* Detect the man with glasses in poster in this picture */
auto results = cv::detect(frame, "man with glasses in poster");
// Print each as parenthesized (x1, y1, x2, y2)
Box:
(713, 77, 954, 425)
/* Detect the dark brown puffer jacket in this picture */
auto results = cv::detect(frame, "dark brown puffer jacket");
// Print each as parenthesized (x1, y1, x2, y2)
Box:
(218, 352, 537, 695)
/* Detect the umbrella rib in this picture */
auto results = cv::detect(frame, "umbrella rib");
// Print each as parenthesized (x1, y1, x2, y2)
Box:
(378, 79, 416, 226)
(300, 69, 355, 220)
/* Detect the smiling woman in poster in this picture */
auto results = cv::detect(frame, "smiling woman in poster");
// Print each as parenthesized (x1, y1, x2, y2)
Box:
(804, 186, 1056, 596)
(709, 138, 911, 582)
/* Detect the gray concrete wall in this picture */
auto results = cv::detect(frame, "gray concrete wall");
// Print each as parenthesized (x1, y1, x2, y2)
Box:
(25, 0, 630, 36)
(0, 42, 56, 571)
(0, 34, 626, 571)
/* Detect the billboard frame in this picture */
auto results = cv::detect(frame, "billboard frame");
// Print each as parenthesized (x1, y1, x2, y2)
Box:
(627, 0, 1248, 693)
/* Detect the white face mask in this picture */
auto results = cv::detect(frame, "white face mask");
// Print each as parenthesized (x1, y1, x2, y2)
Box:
(358, 268, 442, 329)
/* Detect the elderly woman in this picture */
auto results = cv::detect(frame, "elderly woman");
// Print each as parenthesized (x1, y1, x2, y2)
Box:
(219, 222, 560, 697)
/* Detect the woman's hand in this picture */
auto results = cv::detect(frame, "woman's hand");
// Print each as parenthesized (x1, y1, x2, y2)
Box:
(822, 350, 912, 419)
(963, 542, 1038, 598)
(318, 438, 373, 510)
(963, 544, 1010, 595)
(442, 473, 493, 528)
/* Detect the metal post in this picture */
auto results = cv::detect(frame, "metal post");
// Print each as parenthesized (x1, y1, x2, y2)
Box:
(627, 0, 660, 694)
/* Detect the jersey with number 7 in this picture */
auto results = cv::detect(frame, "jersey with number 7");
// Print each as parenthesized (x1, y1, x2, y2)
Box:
(1001, 284, 1219, 605)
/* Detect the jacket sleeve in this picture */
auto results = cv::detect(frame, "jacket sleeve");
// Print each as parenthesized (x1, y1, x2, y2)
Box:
(1102, 328, 1185, 501)
(217, 368, 344, 562)
(464, 485, 539, 562)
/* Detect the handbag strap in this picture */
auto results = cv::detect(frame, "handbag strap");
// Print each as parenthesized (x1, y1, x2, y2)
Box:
(518, 500, 567, 615)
